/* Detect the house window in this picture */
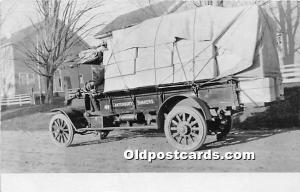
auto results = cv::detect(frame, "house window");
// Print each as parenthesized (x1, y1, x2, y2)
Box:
(27, 73, 35, 84)
(18, 72, 35, 85)
(59, 78, 62, 87)
(79, 74, 84, 84)
(19, 73, 28, 85)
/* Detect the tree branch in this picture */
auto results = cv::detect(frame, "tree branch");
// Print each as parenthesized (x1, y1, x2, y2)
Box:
(22, 0, 103, 76)
(292, 3, 300, 36)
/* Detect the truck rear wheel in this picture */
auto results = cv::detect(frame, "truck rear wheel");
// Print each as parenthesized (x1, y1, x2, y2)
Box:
(49, 113, 74, 147)
(164, 106, 207, 151)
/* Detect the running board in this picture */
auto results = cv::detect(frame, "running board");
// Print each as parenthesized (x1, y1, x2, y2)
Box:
(77, 125, 158, 131)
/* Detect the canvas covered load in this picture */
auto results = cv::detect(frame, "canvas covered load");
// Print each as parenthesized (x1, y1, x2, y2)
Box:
(103, 5, 280, 93)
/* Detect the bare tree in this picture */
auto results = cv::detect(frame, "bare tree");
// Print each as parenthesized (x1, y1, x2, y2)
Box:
(0, 2, 13, 42)
(269, 0, 300, 65)
(22, 0, 103, 104)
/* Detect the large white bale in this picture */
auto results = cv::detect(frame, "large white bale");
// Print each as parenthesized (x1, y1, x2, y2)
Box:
(103, 5, 280, 93)
(239, 77, 278, 105)
(135, 43, 173, 71)
(173, 40, 213, 64)
(105, 60, 135, 78)
(107, 48, 137, 65)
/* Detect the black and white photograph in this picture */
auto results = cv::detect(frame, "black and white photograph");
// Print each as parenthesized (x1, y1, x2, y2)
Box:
(1, 0, 300, 190)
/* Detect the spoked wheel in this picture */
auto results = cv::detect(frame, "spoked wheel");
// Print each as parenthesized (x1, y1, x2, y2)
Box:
(49, 113, 74, 147)
(164, 106, 207, 151)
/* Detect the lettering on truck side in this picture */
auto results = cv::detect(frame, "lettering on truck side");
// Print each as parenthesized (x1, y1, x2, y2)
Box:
(137, 99, 155, 105)
(113, 102, 134, 108)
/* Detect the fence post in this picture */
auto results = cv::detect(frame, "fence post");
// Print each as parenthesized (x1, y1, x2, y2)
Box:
(64, 85, 68, 101)
(32, 88, 35, 105)
(19, 95, 22, 106)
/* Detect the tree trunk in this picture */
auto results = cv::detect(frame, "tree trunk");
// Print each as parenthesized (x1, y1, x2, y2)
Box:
(45, 76, 54, 104)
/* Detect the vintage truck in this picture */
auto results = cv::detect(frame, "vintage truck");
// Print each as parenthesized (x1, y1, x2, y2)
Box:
(49, 5, 283, 151)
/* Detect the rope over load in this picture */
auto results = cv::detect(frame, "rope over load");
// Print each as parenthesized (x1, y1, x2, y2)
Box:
(103, 5, 279, 93)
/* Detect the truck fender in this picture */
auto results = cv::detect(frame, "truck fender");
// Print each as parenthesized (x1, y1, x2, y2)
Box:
(157, 95, 212, 131)
(51, 107, 87, 130)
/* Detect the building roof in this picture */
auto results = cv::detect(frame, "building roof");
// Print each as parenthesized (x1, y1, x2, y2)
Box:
(96, 0, 268, 38)
(2, 20, 90, 49)
(95, 1, 177, 37)
(6, 24, 37, 44)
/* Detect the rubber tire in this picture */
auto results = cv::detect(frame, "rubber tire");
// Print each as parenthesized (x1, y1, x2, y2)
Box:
(49, 113, 74, 147)
(164, 106, 207, 151)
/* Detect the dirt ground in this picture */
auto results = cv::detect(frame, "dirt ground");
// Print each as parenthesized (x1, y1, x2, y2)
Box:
(1, 111, 300, 173)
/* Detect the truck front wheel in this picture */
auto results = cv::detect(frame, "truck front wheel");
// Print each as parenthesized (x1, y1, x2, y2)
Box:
(49, 113, 74, 147)
(164, 106, 207, 151)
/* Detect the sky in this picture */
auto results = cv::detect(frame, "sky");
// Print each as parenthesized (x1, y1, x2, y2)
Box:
(0, 0, 162, 46)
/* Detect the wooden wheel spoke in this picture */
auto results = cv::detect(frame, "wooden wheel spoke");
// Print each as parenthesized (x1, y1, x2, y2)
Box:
(60, 135, 64, 143)
(191, 132, 198, 137)
(60, 119, 64, 127)
(190, 121, 198, 127)
(172, 132, 180, 138)
(59, 119, 64, 127)
(54, 120, 59, 127)
(52, 125, 58, 132)
(176, 114, 182, 122)
(191, 127, 200, 131)
(61, 134, 65, 143)
(61, 132, 65, 139)
(187, 114, 192, 123)
(188, 135, 194, 142)
(55, 125, 60, 130)
(61, 120, 65, 128)
(62, 124, 68, 130)
(57, 119, 61, 126)
(179, 136, 184, 144)
(55, 133, 60, 140)
(57, 134, 62, 142)
(172, 135, 179, 142)
(63, 133, 69, 140)
(63, 129, 69, 134)
(171, 120, 178, 126)
(170, 126, 178, 131)
(182, 113, 186, 121)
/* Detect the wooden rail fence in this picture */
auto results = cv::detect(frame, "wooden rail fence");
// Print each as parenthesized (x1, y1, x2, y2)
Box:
(280, 64, 300, 86)
(0, 94, 34, 106)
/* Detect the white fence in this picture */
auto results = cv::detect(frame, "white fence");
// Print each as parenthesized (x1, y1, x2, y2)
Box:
(280, 64, 300, 85)
(0, 94, 34, 106)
